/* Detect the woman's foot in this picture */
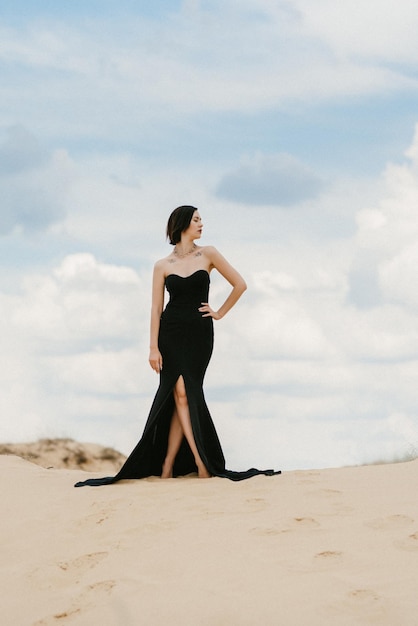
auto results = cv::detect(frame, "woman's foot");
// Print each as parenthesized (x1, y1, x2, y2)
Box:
(161, 459, 173, 479)
(197, 463, 211, 479)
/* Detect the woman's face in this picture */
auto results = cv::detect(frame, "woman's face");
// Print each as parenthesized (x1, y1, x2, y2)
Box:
(183, 210, 203, 240)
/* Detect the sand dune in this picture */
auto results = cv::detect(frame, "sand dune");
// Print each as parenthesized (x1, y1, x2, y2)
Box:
(0, 438, 126, 472)
(1, 454, 417, 625)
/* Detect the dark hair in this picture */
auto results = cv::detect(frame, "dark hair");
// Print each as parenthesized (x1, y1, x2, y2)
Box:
(166, 205, 198, 245)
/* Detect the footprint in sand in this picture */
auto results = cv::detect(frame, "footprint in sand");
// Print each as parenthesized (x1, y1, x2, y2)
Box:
(366, 514, 414, 530)
(315, 550, 343, 559)
(54, 580, 116, 618)
(349, 588, 380, 602)
(395, 530, 418, 552)
(77, 510, 110, 528)
(84, 579, 116, 594)
(27, 552, 109, 593)
(313, 550, 343, 569)
(76, 500, 121, 529)
(292, 516, 320, 528)
(34, 579, 116, 625)
(245, 497, 267, 512)
(325, 587, 392, 622)
(58, 551, 108, 573)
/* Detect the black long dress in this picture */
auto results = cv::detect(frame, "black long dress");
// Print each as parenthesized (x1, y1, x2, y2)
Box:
(74, 269, 280, 486)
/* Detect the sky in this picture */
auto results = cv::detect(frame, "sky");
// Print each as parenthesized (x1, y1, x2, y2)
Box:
(1, 0, 418, 471)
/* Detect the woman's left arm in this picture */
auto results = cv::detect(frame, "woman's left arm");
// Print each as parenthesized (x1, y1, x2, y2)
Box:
(198, 246, 247, 320)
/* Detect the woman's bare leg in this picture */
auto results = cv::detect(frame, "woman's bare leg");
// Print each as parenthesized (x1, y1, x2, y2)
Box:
(173, 376, 211, 478)
(161, 409, 183, 478)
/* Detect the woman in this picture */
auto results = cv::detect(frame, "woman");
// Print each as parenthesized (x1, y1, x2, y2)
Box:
(75, 206, 279, 486)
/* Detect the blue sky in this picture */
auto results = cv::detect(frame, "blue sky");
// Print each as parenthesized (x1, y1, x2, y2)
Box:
(2, 0, 417, 173)
(1, 0, 418, 470)
(0, 0, 172, 21)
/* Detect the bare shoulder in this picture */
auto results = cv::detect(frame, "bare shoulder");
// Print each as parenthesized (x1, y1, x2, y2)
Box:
(201, 245, 223, 263)
(202, 246, 246, 288)
(205, 246, 233, 272)
(153, 258, 166, 271)
(153, 257, 169, 277)
(154, 250, 179, 277)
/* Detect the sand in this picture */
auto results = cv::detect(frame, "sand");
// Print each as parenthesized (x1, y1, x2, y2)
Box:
(1, 454, 417, 625)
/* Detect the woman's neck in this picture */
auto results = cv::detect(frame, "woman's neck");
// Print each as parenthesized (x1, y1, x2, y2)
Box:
(177, 238, 195, 251)
(174, 239, 196, 259)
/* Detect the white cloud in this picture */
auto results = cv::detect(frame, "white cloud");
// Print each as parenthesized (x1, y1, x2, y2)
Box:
(237, 295, 334, 360)
(351, 123, 418, 311)
(0, 253, 155, 451)
(330, 305, 418, 361)
(13, 253, 147, 350)
(380, 244, 418, 309)
(294, 0, 418, 64)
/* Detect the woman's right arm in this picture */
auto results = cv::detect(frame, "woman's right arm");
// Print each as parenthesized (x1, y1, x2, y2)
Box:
(149, 262, 165, 373)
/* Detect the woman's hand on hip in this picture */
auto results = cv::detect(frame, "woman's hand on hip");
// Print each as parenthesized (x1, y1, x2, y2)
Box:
(199, 302, 221, 320)
(149, 348, 163, 373)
